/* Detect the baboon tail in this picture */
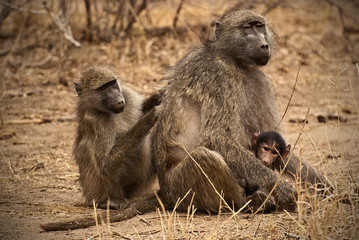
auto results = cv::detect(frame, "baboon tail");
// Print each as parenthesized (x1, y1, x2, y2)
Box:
(40, 195, 160, 231)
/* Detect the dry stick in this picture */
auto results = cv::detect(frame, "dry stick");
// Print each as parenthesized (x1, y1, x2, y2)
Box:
(351, 64, 359, 121)
(155, 192, 167, 240)
(186, 193, 196, 236)
(299, 124, 326, 165)
(167, 189, 192, 238)
(106, 198, 111, 235)
(173, 0, 185, 29)
(336, 67, 342, 145)
(347, 64, 359, 141)
(284, 209, 306, 232)
(84, 0, 93, 42)
(0, 0, 46, 14)
(42, 0, 80, 47)
(252, 221, 261, 238)
(125, 0, 149, 34)
(93, 200, 102, 240)
(0, 10, 25, 70)
(113, 231, 132, 240)
(211, 191, 223, 239)
(280, 54, 303, 124)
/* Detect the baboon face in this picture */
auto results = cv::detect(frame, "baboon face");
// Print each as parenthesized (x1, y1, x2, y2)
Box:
(75, 67, 126, 114)
(215, 10, 274, 65)
(95, 79, 125, 114)
(252, 131, 291, 169)
(255, 141, 280, 169)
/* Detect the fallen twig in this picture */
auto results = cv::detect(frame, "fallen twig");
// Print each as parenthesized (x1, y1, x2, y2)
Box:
(3, 116, 75, 125)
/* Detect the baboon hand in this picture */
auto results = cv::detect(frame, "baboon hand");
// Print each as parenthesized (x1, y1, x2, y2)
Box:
(136, 108, 158, 133)
(245, 190, 276, 213)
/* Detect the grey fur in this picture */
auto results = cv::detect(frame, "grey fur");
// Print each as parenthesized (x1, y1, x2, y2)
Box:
(151, 9, 325, 212)
(74, 66, 156, 209)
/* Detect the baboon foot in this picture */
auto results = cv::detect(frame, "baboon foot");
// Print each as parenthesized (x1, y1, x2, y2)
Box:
(245, 190, 276, 213)
(92, 199, 124, 210)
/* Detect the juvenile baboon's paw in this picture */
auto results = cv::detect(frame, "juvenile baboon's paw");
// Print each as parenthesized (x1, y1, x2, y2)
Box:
(140, 108, 158, 131)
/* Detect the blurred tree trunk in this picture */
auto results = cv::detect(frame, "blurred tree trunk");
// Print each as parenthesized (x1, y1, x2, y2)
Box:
(84, 0, 93, 42)
(111, 0, 149, 36)
(0, 0, 12, 29)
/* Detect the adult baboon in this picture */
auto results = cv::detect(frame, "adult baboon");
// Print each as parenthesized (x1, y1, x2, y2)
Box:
(151, 9, 327, 213)
(73, 66, 157, 209)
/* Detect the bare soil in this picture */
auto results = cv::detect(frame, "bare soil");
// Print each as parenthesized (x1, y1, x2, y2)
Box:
(0, 0, 358, 239)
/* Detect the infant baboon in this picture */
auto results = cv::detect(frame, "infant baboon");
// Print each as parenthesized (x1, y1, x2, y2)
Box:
(252, 131, 291, 170)
(73, 66, 157, 209)
(239, 131, 291, 195)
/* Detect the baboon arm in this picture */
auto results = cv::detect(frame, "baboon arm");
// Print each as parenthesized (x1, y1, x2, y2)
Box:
(111, 108, 157, 153)
(277, 154, 330, 188)
(96, 109, 156, 174)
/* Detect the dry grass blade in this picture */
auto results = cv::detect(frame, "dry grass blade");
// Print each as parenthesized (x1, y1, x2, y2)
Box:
(2, 151, 18, 179)
(280, 54, 303, 124)
(93, 200, 102, 240)
(284, 210, 306, 232)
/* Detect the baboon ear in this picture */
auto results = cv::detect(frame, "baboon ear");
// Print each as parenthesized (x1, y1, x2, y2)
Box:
(214, 21, 222, 39)
(282, 144, 291, 159)
(252, 131, 260, 145)
(74, 82, 82, 96)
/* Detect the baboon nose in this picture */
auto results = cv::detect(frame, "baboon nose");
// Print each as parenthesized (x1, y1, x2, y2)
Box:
(261, 44, 269, 49)
(118, 100, 125, 108)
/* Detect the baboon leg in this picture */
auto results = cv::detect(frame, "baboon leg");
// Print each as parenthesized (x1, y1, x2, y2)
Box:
(159, 146, 247, 213)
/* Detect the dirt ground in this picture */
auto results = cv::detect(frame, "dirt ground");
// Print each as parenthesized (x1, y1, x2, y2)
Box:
(0, 0, 358, 239)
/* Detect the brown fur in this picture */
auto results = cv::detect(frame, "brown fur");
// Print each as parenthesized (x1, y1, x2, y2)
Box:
(41, 10, 329, 231)
(151, 9, 326, 213)
(73, 66, 156, 209)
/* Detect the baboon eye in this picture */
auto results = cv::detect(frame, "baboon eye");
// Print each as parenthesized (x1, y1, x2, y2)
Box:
(263, 147, 270, 152)
(110, 80, 116, 85)
(271, 151, 278, 155)
(100, 85, 107, 90)
(242, 24, 251, 29)
(256, 22, 264, 28)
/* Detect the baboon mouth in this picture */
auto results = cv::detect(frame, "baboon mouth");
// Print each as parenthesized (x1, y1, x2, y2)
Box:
(256, 56, 270, 65)
(112, 107, 125, 114)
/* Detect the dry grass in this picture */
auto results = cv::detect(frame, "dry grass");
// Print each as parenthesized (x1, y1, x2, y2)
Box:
(1, 0, 358, 239)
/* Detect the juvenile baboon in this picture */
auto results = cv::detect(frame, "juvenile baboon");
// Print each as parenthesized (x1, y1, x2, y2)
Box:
(252, 131, 291, 170)
(73, 66, 157, 209)
(151, 9, 328, 213)
(41, 9, 329, 231)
